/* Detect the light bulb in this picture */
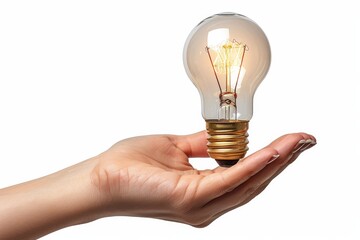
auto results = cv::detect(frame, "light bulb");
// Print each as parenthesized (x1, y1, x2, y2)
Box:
(183, 13, 271, 167)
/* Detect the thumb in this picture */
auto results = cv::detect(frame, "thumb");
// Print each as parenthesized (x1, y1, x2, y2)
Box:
(175, 131, 209, 158)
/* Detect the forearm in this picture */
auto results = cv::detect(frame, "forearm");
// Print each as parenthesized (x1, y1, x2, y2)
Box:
(0, 159, 102, 240)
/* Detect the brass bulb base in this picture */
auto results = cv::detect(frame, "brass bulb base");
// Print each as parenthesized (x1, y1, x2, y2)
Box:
(206, 120, 249, 167)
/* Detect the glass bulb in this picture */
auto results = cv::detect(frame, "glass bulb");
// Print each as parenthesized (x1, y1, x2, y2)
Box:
(183, 12, 271, 167)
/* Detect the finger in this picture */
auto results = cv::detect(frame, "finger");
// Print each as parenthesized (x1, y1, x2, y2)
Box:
(239, 163, 288, 208)
(174, 131, 209, 158)
(193, 146, 279, 206)
(267, 132, 316, 162)
(207, 161, 289, 224)
(202, 146, 308, 226)
(225, 134, 317, 208)
(248, 133, 317, 194)
(196, 180, 273, 228)
(192, 133, 317, 226)
(198, 133, 316, 216)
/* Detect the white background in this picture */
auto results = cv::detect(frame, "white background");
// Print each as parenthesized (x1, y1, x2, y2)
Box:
(0, 0, 359, 239)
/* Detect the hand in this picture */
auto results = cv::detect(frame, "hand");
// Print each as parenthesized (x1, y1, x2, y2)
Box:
(0, 131, 316, 239)
(91, 131, 316, 227)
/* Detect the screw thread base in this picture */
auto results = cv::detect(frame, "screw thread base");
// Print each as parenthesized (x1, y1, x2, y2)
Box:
(206, 120, 249, 167)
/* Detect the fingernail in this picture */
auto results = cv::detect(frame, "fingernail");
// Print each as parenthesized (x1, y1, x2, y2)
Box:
(292, 139, 306, 154)
(293, 139, 316, 154)
(267, 154, 280, 164)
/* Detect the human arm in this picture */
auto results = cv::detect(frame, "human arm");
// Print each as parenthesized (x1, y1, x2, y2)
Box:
(0, 131, 316, 239)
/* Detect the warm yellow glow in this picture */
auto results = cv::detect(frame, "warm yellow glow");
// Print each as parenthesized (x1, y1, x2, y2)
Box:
(211, 40, 246, 75)
(207, 29, 247, 92)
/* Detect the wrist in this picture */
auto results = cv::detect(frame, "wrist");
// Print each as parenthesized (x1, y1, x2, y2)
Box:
(0, 157, 104, 239)
(48, 157, 105, 228)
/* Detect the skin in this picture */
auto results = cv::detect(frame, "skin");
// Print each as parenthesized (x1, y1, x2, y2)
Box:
(0, 131, 316, 239)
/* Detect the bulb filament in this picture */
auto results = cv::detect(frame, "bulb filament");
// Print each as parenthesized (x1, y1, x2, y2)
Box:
(206, 39, 248, 120)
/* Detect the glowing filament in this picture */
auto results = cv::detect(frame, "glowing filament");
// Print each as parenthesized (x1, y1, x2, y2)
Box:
(206, 29, 248, 120)
(206, 38, 247, 93)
